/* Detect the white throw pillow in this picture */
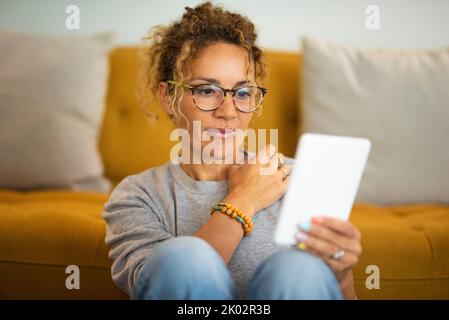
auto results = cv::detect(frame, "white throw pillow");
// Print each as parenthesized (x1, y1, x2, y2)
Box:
(301, 37, 449, 205)
(0, 31, 114, 192)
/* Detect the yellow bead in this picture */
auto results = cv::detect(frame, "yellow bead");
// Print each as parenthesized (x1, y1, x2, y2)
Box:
(297, 242, 307, 250)
(226, 209, 232, 215)
(226, 203, 232, 208)
(221, 207, 227, 213)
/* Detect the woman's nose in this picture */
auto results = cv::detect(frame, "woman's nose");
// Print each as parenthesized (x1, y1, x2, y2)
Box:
(214, 93, 237, 119)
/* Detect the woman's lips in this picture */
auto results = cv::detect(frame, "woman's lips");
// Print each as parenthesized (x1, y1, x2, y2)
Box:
(205, 128, 236, 139)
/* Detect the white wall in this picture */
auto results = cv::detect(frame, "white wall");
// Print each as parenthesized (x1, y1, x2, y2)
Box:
(1, 0, 449, 50)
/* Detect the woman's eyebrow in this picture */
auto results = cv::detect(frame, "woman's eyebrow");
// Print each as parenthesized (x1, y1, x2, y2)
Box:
(190, 77, 251, 86)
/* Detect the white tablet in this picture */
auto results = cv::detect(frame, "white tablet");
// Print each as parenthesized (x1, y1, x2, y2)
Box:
(273, 133, 371, 247)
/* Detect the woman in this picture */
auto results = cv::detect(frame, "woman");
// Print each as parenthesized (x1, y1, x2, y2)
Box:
(103, 2, 361, 300)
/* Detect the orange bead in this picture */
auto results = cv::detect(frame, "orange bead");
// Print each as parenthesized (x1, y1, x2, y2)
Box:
(226, 203, 232, 209)
(231, 212, 237, 219)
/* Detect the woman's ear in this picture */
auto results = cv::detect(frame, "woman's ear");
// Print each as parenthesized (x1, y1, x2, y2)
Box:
(159, 81, 175, 120)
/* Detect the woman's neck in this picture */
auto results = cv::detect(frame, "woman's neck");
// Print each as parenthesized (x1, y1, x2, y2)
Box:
(180, 162, 232, 181)
(179, 148, 247, 181)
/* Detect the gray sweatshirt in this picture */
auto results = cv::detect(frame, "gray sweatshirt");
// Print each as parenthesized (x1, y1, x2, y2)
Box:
(103, 156, 294, 299)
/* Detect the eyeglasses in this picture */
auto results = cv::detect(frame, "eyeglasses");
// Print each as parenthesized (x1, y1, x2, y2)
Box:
(167, 80, 267, 113)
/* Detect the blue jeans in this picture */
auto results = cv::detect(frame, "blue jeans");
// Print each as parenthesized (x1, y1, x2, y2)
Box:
(133, 236, 342, 300)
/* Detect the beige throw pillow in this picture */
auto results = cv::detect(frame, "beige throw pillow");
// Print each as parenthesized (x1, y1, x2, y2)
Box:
(0, 32, 114, 192)
(301, 37, 449, 205)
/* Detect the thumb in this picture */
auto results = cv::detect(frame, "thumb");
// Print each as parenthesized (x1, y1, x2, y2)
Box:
(257, 143, 276, 165)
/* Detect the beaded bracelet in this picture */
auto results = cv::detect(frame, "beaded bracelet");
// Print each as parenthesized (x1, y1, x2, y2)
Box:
(210, 202, 254, 236)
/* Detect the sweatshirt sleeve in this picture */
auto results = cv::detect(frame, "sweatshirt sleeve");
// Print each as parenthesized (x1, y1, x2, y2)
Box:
(102, 175, 174, 298)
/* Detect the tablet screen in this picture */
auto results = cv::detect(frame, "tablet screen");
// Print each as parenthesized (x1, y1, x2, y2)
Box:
(274, 133, 371, 246)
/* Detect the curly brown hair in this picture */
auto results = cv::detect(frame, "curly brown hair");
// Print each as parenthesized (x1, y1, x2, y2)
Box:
(138, 1, 266, 126)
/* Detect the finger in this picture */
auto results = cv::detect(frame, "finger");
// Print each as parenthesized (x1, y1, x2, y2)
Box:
(277, 152, 285, 168)
(322, 256, 348, 277)
(299, 236, 359, 270)
(278, 164, 291, 183)
(312, 216, 361, 240)
(303, 245, 346, 271)
(257, 144, 276, 166)
(295, 243, 348, 278)
(302, 223, 362, 256)
(302, 233, 339, 258)
(269, 151, 280, 168)
(323, 253, 359, 276)
(261, 151, 280, 176)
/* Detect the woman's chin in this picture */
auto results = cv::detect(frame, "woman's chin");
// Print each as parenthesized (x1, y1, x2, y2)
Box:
(200, 144, 245, 164)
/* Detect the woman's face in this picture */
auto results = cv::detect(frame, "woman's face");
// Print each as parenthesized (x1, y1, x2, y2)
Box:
(161, 42, 256, 162)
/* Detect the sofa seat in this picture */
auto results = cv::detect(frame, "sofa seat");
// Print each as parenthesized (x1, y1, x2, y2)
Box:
(1, 189, 448, 299)
(0, 189, 126, 299)
(351, 203, 449, 299)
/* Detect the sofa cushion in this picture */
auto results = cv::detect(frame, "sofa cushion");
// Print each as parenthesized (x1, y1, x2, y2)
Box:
(301, 36, 449, 205)
(351, 203, 449, 299)
(0, 189, 448, 299)
(0, 32, 114, 192)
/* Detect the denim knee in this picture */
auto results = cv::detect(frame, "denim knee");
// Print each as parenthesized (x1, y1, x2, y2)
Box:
(247, 249, 342, 300)
(133, 236, 236, 300)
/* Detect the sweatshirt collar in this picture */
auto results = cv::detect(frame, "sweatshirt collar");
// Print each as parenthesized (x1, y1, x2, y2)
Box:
(169, 160, 228, 194)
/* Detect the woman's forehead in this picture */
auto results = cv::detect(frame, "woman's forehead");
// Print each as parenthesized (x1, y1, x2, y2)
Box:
(189, 43, 255, 83)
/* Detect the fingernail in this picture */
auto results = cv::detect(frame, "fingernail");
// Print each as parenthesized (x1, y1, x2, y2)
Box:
(297, 242, 307, 251)
(297, 221, 311, 232)
(295, 231, 308, 242)
(312, 216, 324, 224)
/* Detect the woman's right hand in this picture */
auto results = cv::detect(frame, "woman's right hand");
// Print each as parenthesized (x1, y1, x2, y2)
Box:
(225, 144, 290, 216)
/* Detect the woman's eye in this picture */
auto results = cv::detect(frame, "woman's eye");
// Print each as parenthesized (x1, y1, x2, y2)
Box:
(196, 87, 216, 96)
(236, 88, 251, 99)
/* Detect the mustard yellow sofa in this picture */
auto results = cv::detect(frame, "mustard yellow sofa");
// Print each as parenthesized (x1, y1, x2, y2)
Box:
(0, 48, 448, 300)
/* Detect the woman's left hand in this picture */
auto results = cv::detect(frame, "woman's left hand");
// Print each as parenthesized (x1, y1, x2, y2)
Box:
(295, 216, 362, 297)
